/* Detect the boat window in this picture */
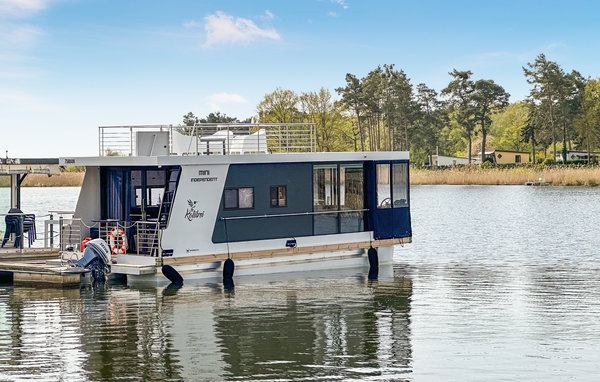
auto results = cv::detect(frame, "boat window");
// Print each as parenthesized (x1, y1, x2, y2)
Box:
(135, 189, 143, 207)
(313, 165, 339, 235)
(146, 170, 165, 186)
(376, 164, 391, 209)
(224, 187, 254, 209)
(340, 164, 363, 209)
(147, 187, 164, 207)
(239, 187, 254, 208)
(131, 170, 143, 207)
(313, 165, 338, 210)
(392, 163, 408, 208)
(131, 170, 142, 187)
(340, 164, 364, 233)
(224, 189, 238, 209)
(270, 186, 287, 207)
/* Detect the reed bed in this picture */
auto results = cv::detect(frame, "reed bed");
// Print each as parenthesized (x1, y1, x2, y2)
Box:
(3, 168, 600, 187)
(0, 172, 84, 187)
(411, 166, 600, 186)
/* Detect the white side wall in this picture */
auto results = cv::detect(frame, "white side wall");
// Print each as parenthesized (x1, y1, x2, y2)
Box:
(74, 166, 101, 238)
(433, 155, 470, 166)
(160, 164, 230, 256)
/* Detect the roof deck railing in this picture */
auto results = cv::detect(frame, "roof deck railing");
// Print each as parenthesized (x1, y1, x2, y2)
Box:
(98, 123, 316, 157)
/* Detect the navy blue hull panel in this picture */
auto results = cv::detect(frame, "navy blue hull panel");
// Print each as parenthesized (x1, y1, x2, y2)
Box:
(365, 160, 411, 240)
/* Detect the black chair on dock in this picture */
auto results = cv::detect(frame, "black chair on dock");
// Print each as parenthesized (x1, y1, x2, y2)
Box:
(24, 214, 36, 247)
(1, 209, 36, 249)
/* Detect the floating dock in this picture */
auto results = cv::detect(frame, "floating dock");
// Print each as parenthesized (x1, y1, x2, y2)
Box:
(0, 248, 86, 286)
(524, 181, 550, 186)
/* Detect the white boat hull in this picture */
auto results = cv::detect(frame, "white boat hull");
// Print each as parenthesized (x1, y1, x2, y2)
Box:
(115, 245, 395, 286)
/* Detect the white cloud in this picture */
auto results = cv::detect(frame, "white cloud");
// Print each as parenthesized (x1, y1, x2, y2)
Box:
(196, 11, 280, 48)
(328, 11, 337, 17)
(208, 92, 247, 104)
(183, 20, 201, 28)
(544, 42, 566, 51)
(263, 10, 275, 20)
(331, 0, 348, 9)
(0, 91, 63, 112)
(0, 0, 50, 18)
(0, 0, 50, 54)
(0, 24, 42, 48)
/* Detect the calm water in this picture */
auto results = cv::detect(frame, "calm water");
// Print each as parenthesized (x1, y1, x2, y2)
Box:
(1, 185, 600, 381)
(0, 187, 80, 233)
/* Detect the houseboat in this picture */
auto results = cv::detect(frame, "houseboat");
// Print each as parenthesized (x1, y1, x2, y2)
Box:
(58, 124, 411, 285)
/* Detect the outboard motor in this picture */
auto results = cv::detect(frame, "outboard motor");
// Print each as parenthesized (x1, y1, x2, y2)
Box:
(73, 238, 112, 282)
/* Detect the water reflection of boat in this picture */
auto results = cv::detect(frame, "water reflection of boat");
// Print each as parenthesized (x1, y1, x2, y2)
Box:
(210, 273, 413, 380)
(0, 266, 413, 380)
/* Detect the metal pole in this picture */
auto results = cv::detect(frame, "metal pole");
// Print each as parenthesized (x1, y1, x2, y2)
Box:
(59, 216, 63, 251)
(49, 213, 54, 248)
(19, 214, 24, 251)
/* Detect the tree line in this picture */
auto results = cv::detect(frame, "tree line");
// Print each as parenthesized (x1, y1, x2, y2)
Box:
(183, 53, 600, 164)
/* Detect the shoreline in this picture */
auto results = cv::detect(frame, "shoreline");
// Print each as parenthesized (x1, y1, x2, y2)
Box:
(410, 166, 600, 186)
(3, 167, 600, 187)
(0, 172, 85, 187)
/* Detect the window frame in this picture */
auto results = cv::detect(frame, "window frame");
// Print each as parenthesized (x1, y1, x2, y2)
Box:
(224, 187, 255, 210)
(376, 161, 409, 210)
(270, 185, 287, 208)
(392, 162, 409, 208)
(376, 163, 392, 209)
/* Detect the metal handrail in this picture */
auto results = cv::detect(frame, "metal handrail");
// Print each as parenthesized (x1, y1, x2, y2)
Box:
(88, 219, 161, 257)
(221, 209, 368, 221)
(98, 123, 317, 156)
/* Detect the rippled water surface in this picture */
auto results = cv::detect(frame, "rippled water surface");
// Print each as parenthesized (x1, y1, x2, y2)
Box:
(1, 185, 600, 381)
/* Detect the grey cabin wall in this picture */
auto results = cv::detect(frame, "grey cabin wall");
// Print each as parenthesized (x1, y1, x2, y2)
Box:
(212, 163, 313, 243)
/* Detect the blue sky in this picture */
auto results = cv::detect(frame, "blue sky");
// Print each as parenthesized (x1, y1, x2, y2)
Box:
(1, 0, 599, 157)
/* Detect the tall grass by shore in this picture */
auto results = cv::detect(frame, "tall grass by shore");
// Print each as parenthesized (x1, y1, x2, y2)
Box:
(0, 172, 85, 187)
(411, 166, 600, 186)
(3, 167, 600, 187)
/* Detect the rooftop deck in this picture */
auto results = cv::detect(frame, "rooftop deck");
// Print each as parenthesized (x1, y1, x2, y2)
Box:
(98, 123, 317, 157)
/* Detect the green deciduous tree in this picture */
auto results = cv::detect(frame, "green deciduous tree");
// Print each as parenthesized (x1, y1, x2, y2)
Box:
(300, 88, 353, 151)
(574, 78, 600, 162)
(491, 102, 529, 152)
(257, 87, 300, 123)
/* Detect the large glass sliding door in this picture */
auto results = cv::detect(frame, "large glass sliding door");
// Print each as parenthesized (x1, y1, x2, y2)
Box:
(313, 163, 365, 235)
(129, 169, 166, 221)
(313, 165, 338, 234)
(340, 164, 364, 233)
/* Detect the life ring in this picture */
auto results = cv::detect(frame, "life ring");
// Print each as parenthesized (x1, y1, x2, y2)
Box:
(108, 227, 128, 255)
(80, 237, 92, 252)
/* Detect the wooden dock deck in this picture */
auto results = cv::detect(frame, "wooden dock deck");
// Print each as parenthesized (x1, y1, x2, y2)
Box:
(0, 248, 86, 286)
